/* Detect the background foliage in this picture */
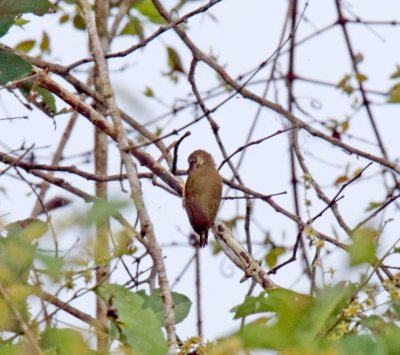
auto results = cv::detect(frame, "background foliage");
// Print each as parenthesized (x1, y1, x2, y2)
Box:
(0, 0, 400, 354)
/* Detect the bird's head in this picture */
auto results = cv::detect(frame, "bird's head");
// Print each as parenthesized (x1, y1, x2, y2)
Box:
(187, 150, 216, 172)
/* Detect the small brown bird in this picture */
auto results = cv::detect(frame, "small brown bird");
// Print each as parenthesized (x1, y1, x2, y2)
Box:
(184, 150, 222, 247)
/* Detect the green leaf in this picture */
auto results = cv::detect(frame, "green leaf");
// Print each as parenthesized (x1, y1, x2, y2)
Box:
(139, 289, 191, 325)
(15, 39, 35, 53)
(37, 254, 63, 282)
(59, 14, 70, 24)
(0, 50, 32, 85)
(337, 334, 380, 355)
(352, 167, 363, 177)
(0, 343, 33, 354)
(232, 289, 310, 320)
(0, 219, 47, 331)
(265, 247, 286, 268)
(348, 227, 378, 265)
(0, 285, 31, 332)
(40, 31, 50, 52)
(337, 74, 350, 89)
(392, 302, 400, 318)
(388, 83, 400, 103)
(86, 199, 128, 224)
(239, 322, 282, 349)
(361, 315, 386, 333)
(237, 284, 355, 350)
(13, 17, 29, 27)
(355, 73, 368, 82)
(365, 201, 383, 212)
(212, 239, 222, 255)
(40, 328, 95, 355)
(309, 282, 356, 336)
(341, 120, 350, 132)
(231, 291, 272, 319)
(390, 65, 400, 79)
(19, 81, 57, 117)
(166, 46, 185, 74)
(379, 325, 400, 355)
(4, 218, 48, 240)
(97, 284, 167, 354)
(36, 87, 56, 115)
(143, 86, 154, 97)
(133, 0, 166, 24)
(120, 16, 144, 36)
(221, 216, 244, 231)
(0, 0, 52, 16)
(0, 17, 14, 37)
(72, 14, 85, 30)
(334, 175, 349, 185)
(336, 74, 354, 95)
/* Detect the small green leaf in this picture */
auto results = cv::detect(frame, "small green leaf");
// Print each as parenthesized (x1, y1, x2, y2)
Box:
(338, 334, 380, 355)
(361, 315, 386, 333)
(237, 289, 312, 349)
(221, 216, 244, 231)
(0, 220, 45, 288)
(154, 126, 162, 137)
(73, 14, 85, 30)
(37, 254, 63, 282)
(120, 16, 143, 36)
(341, 120, 349, 132)
(390, 65, 400, 79)
(337, 74, 350, 89)
(97, 284, 167, 354)
(40, 31, 50, 52)
(15, 39, 35, 52)
(13, 17, 29, 27)
(0, 17, 14, 37)
(348, 227, 378, 265)
(0, 0, 52, 16)
(86, 199, 128, 224)
(355, 73, 368, 82)
(365, 201, 383, 212)
(19, 81, 57, 117)
(133, 0, 166, 24)
(0, 343, 32, 354)
(139, 289, 192, 325)
(337, 74, 354, 95)
(334, 175, 348, 185)
(115, 229, 136, 257)
(212, 239, 222, 255)
(231, 291, 271, 319)
(59, 14, 69, 24)
(388, 83, 400, 103)
(0, 50, 32, 85)
(166, 46, 185, 75)
(36, 87, 56, 115)
(392, 302, 400, 318)
(143, 86, 154, 97)
(4, 218, 48, 240)
(232, 289, 309, 319)
(352, 167, 363, 177)
(40, 328, 95, 354)
(310, 282, 356, 336)
(265, 247, 286, 268)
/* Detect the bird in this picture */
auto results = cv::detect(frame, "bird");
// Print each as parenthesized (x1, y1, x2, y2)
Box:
(183, 150, 222, 247)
